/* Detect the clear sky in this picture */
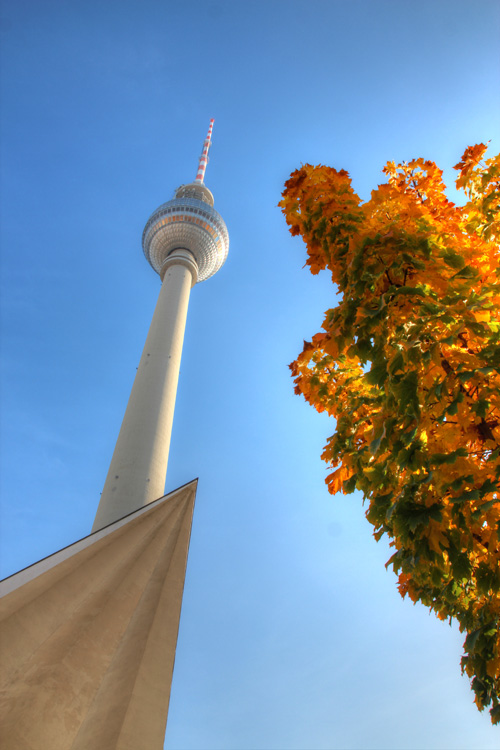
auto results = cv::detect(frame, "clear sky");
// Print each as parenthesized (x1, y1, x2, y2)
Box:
(1, 1, 499, 748)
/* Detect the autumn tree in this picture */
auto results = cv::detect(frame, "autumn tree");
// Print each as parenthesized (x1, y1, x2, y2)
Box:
(280, 144, 500, 723)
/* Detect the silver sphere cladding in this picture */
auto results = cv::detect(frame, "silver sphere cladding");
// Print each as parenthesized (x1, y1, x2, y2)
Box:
(142, 188, 229, 283)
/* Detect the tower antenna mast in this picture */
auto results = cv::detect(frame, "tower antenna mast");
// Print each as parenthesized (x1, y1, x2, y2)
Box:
(194, 118, 214, 184)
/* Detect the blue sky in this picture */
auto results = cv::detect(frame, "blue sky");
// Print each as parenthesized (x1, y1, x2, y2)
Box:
(1, 1, 499, 747)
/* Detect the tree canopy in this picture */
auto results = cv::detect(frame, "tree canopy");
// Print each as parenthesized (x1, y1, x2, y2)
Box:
(280, 144, 500, 723)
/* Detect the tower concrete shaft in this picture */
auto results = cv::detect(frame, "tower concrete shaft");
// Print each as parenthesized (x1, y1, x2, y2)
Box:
(92, 121, 229, 532)
(92, 252, 197, 531)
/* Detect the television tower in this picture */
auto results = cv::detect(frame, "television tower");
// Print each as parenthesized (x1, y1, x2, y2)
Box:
(0, 122, 229, 750)
(92, 119, 229, 531)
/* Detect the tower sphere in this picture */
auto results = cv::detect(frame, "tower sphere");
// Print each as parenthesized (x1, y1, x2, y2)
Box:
(142, 182, 229, 283)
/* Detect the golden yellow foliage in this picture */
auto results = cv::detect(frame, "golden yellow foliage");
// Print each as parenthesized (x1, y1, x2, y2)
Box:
(281, 145, 500, 723)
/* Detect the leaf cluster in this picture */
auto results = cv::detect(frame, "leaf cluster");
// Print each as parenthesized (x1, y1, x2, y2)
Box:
(280, 146, 500, 723)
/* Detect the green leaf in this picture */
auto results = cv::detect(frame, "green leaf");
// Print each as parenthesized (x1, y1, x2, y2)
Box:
(391, 286, 426, 298)
(451, 488, 480, 505)
(442, 251, 466, 269)
(476, 563, 500, 595)
(452, 265, 479, 280)
(430, 448, 468, 466)
(388, 351, 405, 375)
(479, 478, 499, 495)
(369, 434, 384, 455)
(385, 548, 404, 571)
(362, 296, 387, 319)
(464, 627, 482, 652)
(395, 370, 420, 417)
(473, 399, 490, 419)
(365, 359, 387, 387)
(342, 475, 357, 494)
(457, 370, 475, 384)
(399, 502, 443, 532)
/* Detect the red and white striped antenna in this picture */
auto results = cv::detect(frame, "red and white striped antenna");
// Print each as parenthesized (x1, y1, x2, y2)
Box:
(194, 119, 214, 184)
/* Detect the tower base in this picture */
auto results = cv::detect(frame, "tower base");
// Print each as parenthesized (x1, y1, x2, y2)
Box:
(0, 480, 197, 750)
